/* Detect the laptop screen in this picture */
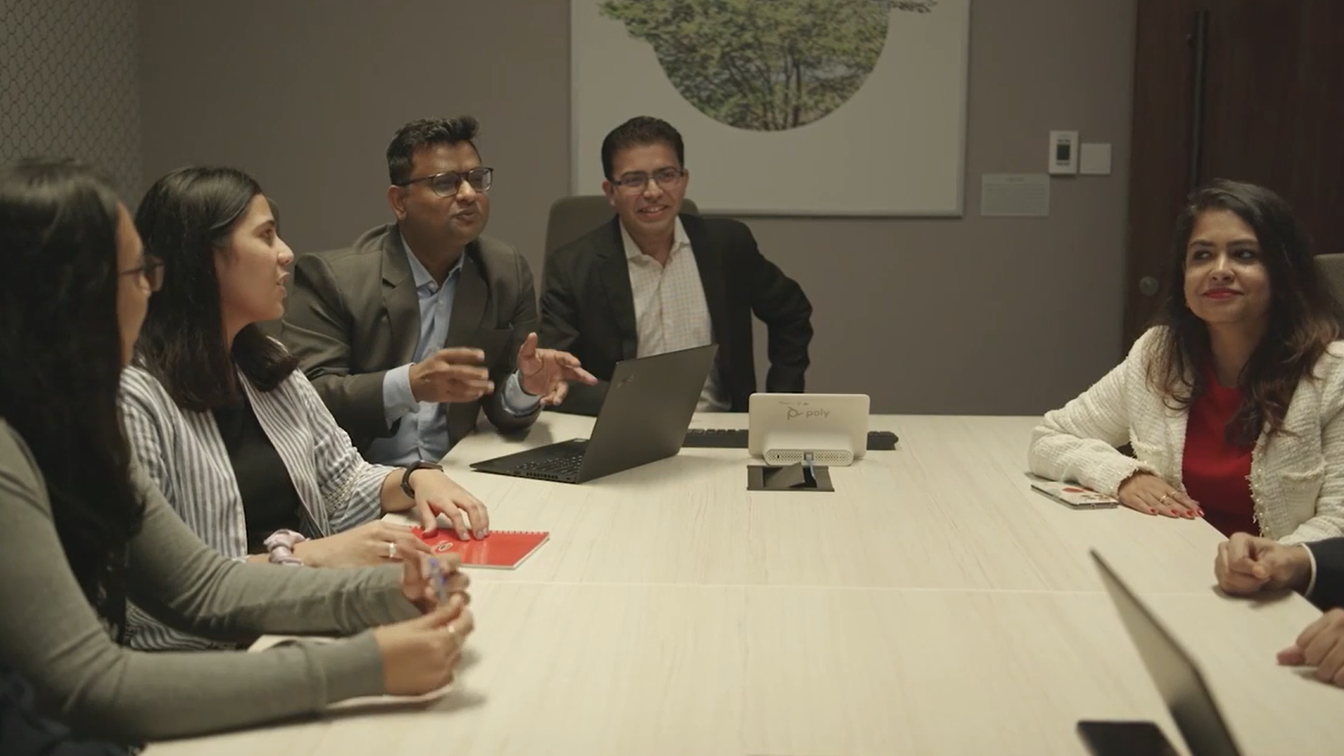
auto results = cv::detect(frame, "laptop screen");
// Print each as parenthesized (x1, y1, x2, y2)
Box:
(1091, 550, 1244, 756)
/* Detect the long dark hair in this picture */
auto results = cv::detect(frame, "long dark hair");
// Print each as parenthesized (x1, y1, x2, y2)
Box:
(134, 167, 297, 411)
(0, 158, 145, 636)
(1147, 178, 1340, 445)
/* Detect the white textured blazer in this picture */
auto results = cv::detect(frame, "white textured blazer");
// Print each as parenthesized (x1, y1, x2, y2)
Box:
(118, 363, 396, 650)
(1029, 327, 1344, 544)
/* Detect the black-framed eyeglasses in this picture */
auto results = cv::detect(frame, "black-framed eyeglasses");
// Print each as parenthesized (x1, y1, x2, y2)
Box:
(396, 167, 494, 197)
(120, 254, 165, 292)
(612, 167, 685, 193)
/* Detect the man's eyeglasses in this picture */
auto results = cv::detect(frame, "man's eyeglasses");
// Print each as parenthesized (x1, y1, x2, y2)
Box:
(396, 167, 494, 197)
(121, 254, 165, 292)
(611, 167, 685, 193)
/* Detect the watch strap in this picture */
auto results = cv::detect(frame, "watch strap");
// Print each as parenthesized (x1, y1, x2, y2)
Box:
(401, 461, 442, 498)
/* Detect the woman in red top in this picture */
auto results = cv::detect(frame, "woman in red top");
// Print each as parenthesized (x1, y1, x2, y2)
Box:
(1163, 183, 1337, 536)
(1183, 357, 1256, 535)
(1030, 179, 1344, 542)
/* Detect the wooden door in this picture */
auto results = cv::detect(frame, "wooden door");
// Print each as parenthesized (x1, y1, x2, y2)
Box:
(1123, 0, 1344, 347)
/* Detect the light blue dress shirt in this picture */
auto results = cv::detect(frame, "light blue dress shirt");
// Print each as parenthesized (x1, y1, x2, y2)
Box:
(366, 241, 538, 466)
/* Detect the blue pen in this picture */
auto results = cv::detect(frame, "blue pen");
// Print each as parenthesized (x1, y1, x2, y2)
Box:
(428, 557, 450, 605)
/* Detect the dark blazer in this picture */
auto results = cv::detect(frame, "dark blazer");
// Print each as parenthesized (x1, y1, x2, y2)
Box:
(539, 214, 812, 415)
(1307, 537, 1344, 610)
(278, 224, 539, 455)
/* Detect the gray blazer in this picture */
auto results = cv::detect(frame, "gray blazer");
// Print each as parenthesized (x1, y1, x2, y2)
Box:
(278, 224, 539, 454)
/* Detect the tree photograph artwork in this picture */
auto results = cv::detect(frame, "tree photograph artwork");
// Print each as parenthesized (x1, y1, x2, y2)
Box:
(571, 0, 970, 216)
(598, 0, 938, 131)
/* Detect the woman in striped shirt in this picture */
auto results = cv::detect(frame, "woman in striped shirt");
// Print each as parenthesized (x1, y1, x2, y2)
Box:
(120, 166, 488, 651)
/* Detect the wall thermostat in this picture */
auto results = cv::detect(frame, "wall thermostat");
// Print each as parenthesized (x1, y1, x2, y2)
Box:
(1048, 130, 1078, 175)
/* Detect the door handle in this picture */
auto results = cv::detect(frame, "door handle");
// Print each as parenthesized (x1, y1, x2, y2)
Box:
(1139, 276, 1160, 297)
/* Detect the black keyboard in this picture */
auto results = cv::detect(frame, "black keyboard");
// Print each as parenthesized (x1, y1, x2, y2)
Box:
(682, 428, 898, 450)
(515, 452, 585, 476)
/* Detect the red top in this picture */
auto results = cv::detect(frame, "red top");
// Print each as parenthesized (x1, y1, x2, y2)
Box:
(1181, 365, 1256, 536)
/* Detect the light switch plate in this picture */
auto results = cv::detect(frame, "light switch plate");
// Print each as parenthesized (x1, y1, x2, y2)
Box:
(1079, 142, 1113, 175)
(1048, 130, 1079, 175)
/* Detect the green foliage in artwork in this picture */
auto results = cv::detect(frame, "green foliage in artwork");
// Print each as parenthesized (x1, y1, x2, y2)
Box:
(599, 0, 936, 131)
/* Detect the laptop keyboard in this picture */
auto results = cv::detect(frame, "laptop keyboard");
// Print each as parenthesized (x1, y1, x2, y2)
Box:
(682, 428, 751, 448)
(516, 452, 585, 476)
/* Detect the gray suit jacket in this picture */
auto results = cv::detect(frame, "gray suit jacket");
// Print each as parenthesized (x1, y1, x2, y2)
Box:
(278, 224, 539, 455)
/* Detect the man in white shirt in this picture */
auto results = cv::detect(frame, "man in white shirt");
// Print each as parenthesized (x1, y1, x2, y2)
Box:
(539, 116, 813, 415)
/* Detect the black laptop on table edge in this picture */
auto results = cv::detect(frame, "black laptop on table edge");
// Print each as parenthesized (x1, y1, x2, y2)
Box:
(469, 344, 718, 484)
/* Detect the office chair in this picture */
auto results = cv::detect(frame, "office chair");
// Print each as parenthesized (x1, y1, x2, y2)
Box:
(544, 195, 700, 260)
(1315, 253, 1344, 310)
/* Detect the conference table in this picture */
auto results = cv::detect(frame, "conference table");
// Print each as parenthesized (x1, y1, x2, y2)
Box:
(146, 413, 1343, 755)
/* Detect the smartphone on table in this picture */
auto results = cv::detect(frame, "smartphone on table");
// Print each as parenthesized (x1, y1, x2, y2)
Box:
(1077, 720, 1181, 756)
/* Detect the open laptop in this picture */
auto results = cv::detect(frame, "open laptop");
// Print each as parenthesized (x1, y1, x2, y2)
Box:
(1089, 550, 1247, 756)
(469, 344, 717, 483)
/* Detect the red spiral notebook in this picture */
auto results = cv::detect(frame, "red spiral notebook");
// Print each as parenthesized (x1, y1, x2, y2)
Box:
(410, 527, 549, 569)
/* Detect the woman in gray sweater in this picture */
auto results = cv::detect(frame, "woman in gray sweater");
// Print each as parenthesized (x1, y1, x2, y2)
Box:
(0, 157, 474, 747)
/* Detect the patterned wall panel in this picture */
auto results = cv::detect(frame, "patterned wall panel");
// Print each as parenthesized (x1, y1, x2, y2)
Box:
(0, 0, 142, 198)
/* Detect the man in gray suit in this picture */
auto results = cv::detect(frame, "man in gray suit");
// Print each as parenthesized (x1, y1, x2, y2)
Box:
(281, 116, 594, 465)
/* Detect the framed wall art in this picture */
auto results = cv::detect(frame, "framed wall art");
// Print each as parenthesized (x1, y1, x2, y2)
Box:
(571, 0, 972, 216)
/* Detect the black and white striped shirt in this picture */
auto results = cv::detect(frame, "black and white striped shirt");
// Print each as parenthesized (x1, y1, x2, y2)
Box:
(118, 365, 394, 650)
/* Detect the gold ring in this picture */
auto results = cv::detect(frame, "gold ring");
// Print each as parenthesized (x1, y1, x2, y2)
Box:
(1158, 493, 1171, 505)
(386, 542, 397, 559)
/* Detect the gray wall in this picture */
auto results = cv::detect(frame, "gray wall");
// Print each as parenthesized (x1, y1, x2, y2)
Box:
(0, 0, 142, 197)
(139, 0, 1136, 415)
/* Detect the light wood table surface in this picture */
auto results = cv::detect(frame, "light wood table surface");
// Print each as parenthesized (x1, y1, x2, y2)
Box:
(387, 413, 1232, 595)
(144, 413, 1344, 756)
